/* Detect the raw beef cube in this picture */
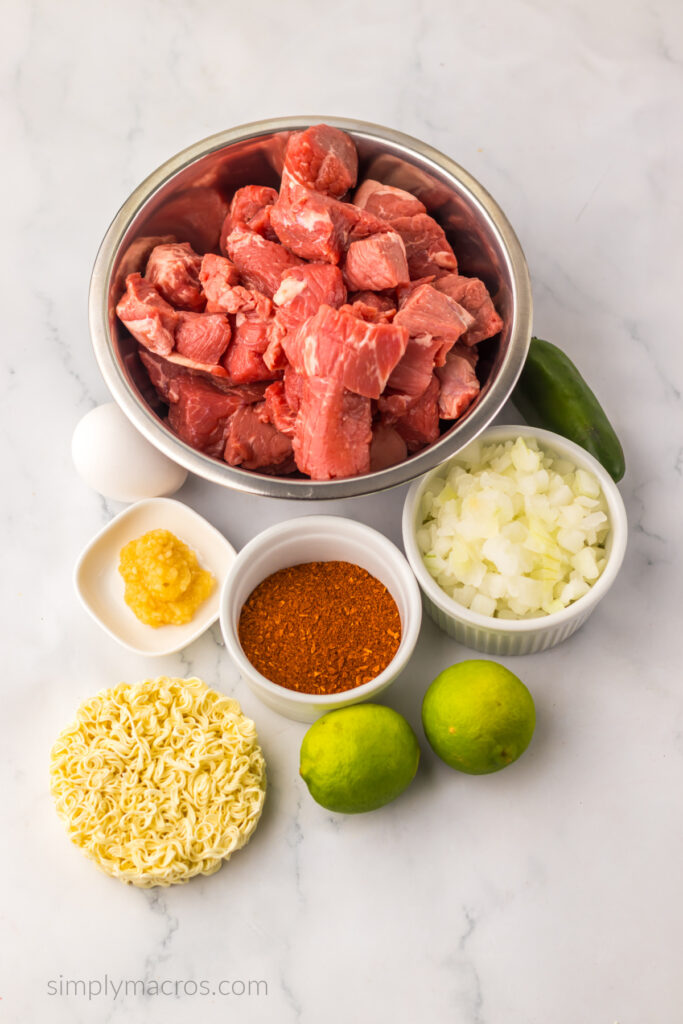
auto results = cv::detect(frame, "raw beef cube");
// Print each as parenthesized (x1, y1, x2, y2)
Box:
(263, 380, 296, 437)
(225, 224, 303, 297)
(167, 376, 250, 458)
(204, 280, 272, 319)
(347, 206, 391, 240)
(209, 285, 272, 317)
(138, 349, 186, 402)
(199, 254, 241, 309)
(394, 283, 474, 347)
(115, 234, 176, 288)
(369, 424, 408, 472)
(354, 179, 427, 220)
(224, 403, 293, 470)
(270, 171, 360, 264)
(284, 124, 358, 198)
(394, 374, 440, 452)
(282, 305, 409, 399)
(390, 213, 458, 278)
(343, 231, 409, 291)
(273, 263, 347, 325)
(434, 274, 504, 345)
(116, 273, 178, 355)
(232, 309, 273, 353)
(221, 340, 276, 384)
(293, 376, 371, 480)
(230, 185, 279, 230)
(174, 311, 231, 364)
(384, 334, 444, 404)
(436, 343, 480, 419)
(220, 185, 279, 251)
(265, 263, 346, 370)
(145, 242, 205, 312)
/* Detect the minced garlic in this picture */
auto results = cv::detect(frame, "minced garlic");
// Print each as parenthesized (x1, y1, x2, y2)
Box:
(118, 529, 214, 627)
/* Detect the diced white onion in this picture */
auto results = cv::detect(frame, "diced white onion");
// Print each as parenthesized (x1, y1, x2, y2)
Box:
(418, 437, 611, 619)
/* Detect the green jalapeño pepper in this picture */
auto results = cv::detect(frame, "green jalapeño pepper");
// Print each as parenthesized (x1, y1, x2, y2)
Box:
(512, 337, 625, 482)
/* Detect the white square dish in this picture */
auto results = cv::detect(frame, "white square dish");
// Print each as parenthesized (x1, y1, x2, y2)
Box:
(74, 497, 236, 656)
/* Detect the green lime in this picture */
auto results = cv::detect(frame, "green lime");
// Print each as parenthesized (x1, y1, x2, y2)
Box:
(299, 704, 420, 813)
(422, 660, 535, 774)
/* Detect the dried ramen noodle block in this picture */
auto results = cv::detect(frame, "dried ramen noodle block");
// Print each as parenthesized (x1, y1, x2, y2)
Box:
(50, 677, 266, 886)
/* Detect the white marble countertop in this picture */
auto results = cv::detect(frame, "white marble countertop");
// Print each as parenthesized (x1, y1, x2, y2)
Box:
(3, 1, 682, 1021)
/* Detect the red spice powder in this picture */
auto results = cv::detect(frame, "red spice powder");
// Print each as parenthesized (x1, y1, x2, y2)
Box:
(238, 560, 402, 695)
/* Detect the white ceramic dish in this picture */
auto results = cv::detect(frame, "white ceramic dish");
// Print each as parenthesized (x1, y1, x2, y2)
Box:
(220, 515, 422, 722)
(74, 497, 236, 655)
(402, 425, 628, 656)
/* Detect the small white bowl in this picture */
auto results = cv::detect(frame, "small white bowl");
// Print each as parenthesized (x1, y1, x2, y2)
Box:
(402, 425, 628, 656)
(220, 515, 422, 722)
(74, 497, 236, 655)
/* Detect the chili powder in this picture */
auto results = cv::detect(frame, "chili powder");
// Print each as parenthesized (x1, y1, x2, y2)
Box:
(237, 561, 402, 695)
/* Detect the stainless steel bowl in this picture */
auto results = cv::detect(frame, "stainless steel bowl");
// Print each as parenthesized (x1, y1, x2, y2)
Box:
(89, 115, 532, 499)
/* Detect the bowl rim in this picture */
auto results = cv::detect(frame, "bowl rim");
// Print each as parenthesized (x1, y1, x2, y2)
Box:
(219, 513, 422, 707)
(89, 114, 533, 500)
(402, 424, 628, 633)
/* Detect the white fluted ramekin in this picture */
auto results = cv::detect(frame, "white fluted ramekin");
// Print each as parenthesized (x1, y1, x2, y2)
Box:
(220, 515, 422, 721)
(402, 425, 627, 656)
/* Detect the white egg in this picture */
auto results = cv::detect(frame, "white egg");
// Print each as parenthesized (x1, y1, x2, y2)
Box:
(72, 403, 188, 502)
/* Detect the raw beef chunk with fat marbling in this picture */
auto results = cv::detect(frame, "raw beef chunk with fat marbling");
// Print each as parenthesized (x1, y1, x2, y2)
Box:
(387, 214, 458, 279)
(263, 380, 296, 437)
(434, 274, 503, 345)
(436, 343, 480, 419)
(393, 374, 441, 452)
(223, 403, 293, 470)
(145, 242, 205, 312)
(116, 274, 178, 355)
(394, 283, 473, 345)
(199, 254, 241, 309)
(225, 225, 303, 298)
(266, 263, 347, 371)
(284, 124, 358, 198)
(354, 179, 427, 220)
(174, 311, 231, 364)
(282, 305, 408, 399)
(270, 170, 362, 264)
(273, 264, 347, 326)
(293, 376, 371, 480)
(380, 335, 445, 418)
(221, 305, 278, 383)
(222, 343, 275, 385)
(220, 185, 279, 251)
(167, 376, 262, 458)
(343, 231, 409, 291)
